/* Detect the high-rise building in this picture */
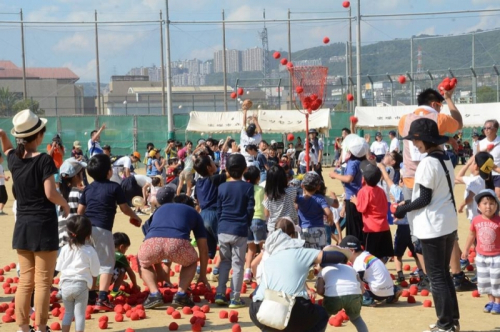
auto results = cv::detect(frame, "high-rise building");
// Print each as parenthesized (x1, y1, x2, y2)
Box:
(242, 47, 264, 72)
(214, 49, 242, 73)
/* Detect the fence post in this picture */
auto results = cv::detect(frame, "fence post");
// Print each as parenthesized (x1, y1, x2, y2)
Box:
(133, 115, 137, 153)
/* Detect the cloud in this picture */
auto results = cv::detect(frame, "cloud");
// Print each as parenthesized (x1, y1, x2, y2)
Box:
(417, 26, 436, 36)
(465, 7, 500, 32)
(52, 31, 146, 55)
(189, 44, 222, 61)
(63, 59, 96, 81)
(53, 33, 92, 53)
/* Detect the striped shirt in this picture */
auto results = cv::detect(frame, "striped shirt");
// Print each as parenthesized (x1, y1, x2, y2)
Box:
(263, 186, 298, 232)
(58, 187, 82, 247)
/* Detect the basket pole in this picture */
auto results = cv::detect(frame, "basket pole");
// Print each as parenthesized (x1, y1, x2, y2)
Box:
(305, 112, 310, 172)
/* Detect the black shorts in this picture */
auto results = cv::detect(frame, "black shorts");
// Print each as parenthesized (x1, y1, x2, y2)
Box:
(494, 175, 500, 188)
(345, 200, 365, 243)
(394, 224, 416, 257)
(365, 230, 394, 259)
(412, 239, 423, 255)
(0, 185, 8, 204)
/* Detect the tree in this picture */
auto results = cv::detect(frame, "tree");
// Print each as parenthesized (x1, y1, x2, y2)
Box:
(477, 85, 496, 103)
(0, 87, 20, 116)
(12, 99, 45, 115)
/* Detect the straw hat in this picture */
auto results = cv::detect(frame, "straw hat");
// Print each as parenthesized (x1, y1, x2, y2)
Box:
(11, 109, 47, 138)
(132, 196, 145, 208)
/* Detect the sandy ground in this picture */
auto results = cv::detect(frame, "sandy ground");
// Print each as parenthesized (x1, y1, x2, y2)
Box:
(0, 166, 499, 332)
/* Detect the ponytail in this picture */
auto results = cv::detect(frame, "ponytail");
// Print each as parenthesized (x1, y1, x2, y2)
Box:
(14, 126, 46, 159)
(485, 176, 495, 191)
(66, 215, 92, 248)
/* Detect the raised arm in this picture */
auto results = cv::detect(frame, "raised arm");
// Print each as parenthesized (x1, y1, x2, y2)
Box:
(444, 88, 463, 129)
(92, 124, 106, 142)
(253, 115, 262, 134)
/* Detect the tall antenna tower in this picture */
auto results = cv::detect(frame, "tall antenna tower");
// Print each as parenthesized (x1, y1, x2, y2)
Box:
(259, 9, 269, 78)
(416, 46, 423, 73)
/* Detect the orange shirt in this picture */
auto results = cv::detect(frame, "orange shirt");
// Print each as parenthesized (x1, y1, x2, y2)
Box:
(47, 144, 64, 169)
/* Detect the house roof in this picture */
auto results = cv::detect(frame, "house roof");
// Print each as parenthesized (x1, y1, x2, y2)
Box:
(0, 60, 79, 80)
(128, 86, 233, 94)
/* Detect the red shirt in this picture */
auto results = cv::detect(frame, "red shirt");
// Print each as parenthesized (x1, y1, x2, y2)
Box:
(356, 185, 389, 233)
(471, 215, 500, 256)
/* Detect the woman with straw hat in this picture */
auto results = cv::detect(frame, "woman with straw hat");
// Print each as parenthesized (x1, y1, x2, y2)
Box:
(0, 109, 70, 332)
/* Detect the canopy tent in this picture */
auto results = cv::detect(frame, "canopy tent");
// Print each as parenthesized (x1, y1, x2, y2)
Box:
(186, 108, 331, 135)
(355, 102, 500, 129)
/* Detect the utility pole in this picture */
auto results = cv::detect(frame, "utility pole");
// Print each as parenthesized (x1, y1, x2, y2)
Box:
(287, 9, 292, 109)
(356, 0, 362, 107)
(160, 10, 166, 117)
(95, 10, 101, 115)
(472, 33, 477, 104)
(20, 9, 27, 100)
(222, 10, 228, 112)
(348, 5, 353, 113)
(410, 37, 414, 105)
(165, 0, 174, 138)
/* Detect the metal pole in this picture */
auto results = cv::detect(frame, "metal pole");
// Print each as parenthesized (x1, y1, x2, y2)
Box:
(288, 9, 293, 110)
(495, 66, 500, 102)
(95, 10, 101, 115)
(278, 78, 282, 109)
(160, 11, 166, 117)
(165, 0, 174, 138)
(20, 9, 27, 100)
(410, 37, 414, 105)
(345, 42, 349, 108)
(348, 6, 353, 112)
(222, 10, 228, 112)
(356, 0, 362, 107)
(472, 33, 477, 104)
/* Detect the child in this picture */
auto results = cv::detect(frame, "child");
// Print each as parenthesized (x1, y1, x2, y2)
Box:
(380, 151, 403, 225)
(350, 160, 394, 260)
(462, 189, 500, 314)
(177, 142, 204, 196)
(266, 146, 279, 169)
(243, 166, 266, 284)
(0, 153, 10, 215)
(142, 176, 162, 211)
(340, 235, 402, 306)
(56, 216, 100, 332)
(297, 143, 317, 174)
(78, 154, 142, 311)
(111, 232, 140, 297)
(316, 247, 368, 332)
(263, 165, 299, 232)
(216, 154, 254, 308)
(297, 172, 333, 249)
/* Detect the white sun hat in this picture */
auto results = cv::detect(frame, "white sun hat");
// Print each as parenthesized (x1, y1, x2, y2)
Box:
(11, 109, 47, 138)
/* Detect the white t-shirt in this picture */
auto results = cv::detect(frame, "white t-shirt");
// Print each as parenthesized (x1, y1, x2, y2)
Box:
(298, 150, 317, 167)
(286, 148, 296, 159)
(111, 156, 132, 184)
(390, 137, 399, 152)
(462, 174, 485, 221)
(409, 156, 458, 240)
(320, 264, 361, 297)
(87, 139, 103, 156)
(352, 251, 394, 297)
(56, 244, 100, 289)
(370, 141, 389, 155)
(479, 136, 500, 176)
(240, 129, 262, 164)
(472, 140, 479, 155)
(0, 165, 5, 186)
(135, 174, 152, 187)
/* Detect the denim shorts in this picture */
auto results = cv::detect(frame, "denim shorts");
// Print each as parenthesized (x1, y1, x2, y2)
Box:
(247, 219, 267, 244)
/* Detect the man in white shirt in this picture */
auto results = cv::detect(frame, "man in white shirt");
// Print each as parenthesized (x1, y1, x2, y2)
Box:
(389, 130, 399, 153)
(88, 124, 106, 156)
(472, 133, 479, 155)
(111, 152, 141, 184)
(370, 132, 389, 163)
(479, 119, 500, 199)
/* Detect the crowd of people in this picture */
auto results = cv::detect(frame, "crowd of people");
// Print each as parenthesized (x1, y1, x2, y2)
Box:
(1, 85, 500, 332)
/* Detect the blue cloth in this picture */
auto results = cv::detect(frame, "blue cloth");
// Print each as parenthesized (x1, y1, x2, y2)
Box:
(217, 181, 255, 237)
(146, 158, 161, 176)
(195, 174, 226, 210)
(200, 208, 218, 259)
(389, 184, 408, 225)
(145, 203, 207, 240)
(256, 153, 267, 173)
(393, 169, 401, 185)
(297, 194, 328, 229)
(344, 159, 362, 200)
(79, 181, 127, 231)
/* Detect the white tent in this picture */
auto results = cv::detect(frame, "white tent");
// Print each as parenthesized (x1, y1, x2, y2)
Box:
(186, 108, 331, 135)
(355, 103, 500, 129)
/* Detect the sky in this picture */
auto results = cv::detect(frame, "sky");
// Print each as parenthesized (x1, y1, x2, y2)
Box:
(0, 0, 499, 82)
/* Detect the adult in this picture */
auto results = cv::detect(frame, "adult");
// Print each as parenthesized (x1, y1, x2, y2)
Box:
(110, 152, 141, 184)
(395, 118, 459, 332)
(249, 224, 350, 332)
(102, 144, 111, 157)
(0, 109, 70, 332)
(479, 119, 500, 199)
(88, 124, 106, 157)
(389, 130, 399, 153)
(138, 185, 210, 308)
(240, 100, 263, 166)
(308, 128, 324, 180)
(335, 127, 351, 168)
(47, 134, 66, 183)
(294, 137, 303, 168)
(370, 132, 389, 163)
(121, 174, 153, 207)
(471, 132, 480, 156)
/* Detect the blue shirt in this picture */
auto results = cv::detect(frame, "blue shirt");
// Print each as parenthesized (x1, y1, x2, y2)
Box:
(79, 180, 127, 231)
(297, 194, 328, 229)
(146, 158, 161, 176)
(389, 184, 409, 225)
(145, 203, 207, 240)
(217, 180, 255, 237)
(196, 174, 227, 210)
(344, 159, 362, 200)
(256, 153, 267, 173)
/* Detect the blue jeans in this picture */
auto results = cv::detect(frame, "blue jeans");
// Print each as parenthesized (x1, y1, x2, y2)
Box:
(200, 208, 218, 259)
(248, 219, 267, 244)
(420, 231, 460, 330)
(260, 171, 267, 183)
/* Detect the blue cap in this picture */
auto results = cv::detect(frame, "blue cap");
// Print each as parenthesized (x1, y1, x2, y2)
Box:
(60, 158, 87, 178)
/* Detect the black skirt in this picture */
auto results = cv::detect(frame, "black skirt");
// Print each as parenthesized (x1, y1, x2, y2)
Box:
(13, 212, 59, 252)
(345, 199, 365, 243)
(365, 230, 395, 259)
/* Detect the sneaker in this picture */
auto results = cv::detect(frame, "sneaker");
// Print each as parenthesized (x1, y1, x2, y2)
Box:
(460, 258, 470, 271)
(0, 211, 8, 215)
(172, 292, 195, 308)
(410, 269, 420, 277)
(470, 275, 477, 283)
(94, 299, 115, 312)
(454, 273, 477, 292)
(417, 277, 431, 292)
(110, 290, 130, 297)
(362, 295, 375, 307)
(142, 292, 164, 309)
(386, 288, 403, 304)
(395, 275, 405, 286)
(243, 270, 253, 284)
(484, 301, 494, 313)
(215, 293, 229, 306)
(229, 298, 245, 308)
(136, 210, 147, 216)
(491, 302, 500, 314)
(424, 324, 456, 332)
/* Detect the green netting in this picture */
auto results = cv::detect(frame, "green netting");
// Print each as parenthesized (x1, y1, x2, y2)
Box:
(97, 116, 134, 158)
(59, 116, 97, 158)
(137, 115, 169, 154)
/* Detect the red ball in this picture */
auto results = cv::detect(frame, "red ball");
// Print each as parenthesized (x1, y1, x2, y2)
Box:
(342, 1, 350, 8)
(407, 295, 416, 304)
(466, 264, 474, 272)
(400, 280, 409, 288)
(287, 133, 295, 142)
(401, 290, 410, 297)
(201, 305, 210, 313)
(323, 37, 330, 44)
(3, 266, 10, 272)
(230, 92, 237, 99)
(403, 264, 411, 271)
(219, 310, 228, 319)
(450, 77, 458, 89)
(98, 320, 108, 329)
(115, 313, 124, 322)
(0, 269, 4, 275)
(296, 86, 304, 94)
(349, 115, 358, 124)
(407, 250, 413, 258)
(273, 51, 281, 59)
(390, 203, 398, 214)
(191, 323, 202, 332)
(280, 58, 288, 66)
(171, 310, 181, 319)
(287, 62, 294, 69)
(125, 329, 135, 332)
(329, 316, 343, 327)
(420, 289, 430, 296)
(409, 287, 418, 296)
(423, 299, 432, 307)
(9, 263, 16, 269)
(346, 93, 354, 102)
(472, 290, 480, 298)
(169, 322, 179, 331)
(237, 87, 244, 96)
(232, 324, 242, 332)
(398, 75, 406, 84)
(183, 306, 193, 315)
(166, 306, 175, 315)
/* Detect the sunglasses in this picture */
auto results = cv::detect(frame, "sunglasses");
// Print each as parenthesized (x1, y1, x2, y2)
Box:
(483, 127, 496, 130)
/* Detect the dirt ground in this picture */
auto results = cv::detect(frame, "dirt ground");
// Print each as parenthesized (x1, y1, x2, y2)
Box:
(0, 166, 498, 332)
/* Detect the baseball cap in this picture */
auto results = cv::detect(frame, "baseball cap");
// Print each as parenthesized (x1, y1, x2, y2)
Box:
(375, 132, 382, 137)
(474, 189, 500, 215)
(472, 132, 479, 137)
(60, 158, 87, 178)
(149, 150, 157, 158)
(360, 160, 382, 186)
(339, 235, 362, 251)
(102, 144, 111, 150)
(389, 130, 396, 136)
(226, 153, 246, 171)
(156, 185, 176, 205)
(302, 172, 321, 190)
(475, 152, 494, 180)
(73, 141, 82, 149)
(132, 151, 141, 159)
(348, 136, 369, 158)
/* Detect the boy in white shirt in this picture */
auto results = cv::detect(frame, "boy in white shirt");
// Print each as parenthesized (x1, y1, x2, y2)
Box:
(298, 143, 317, 174)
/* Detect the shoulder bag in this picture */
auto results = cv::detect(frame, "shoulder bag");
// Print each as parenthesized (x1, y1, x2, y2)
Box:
(427, 151, 456, 212)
